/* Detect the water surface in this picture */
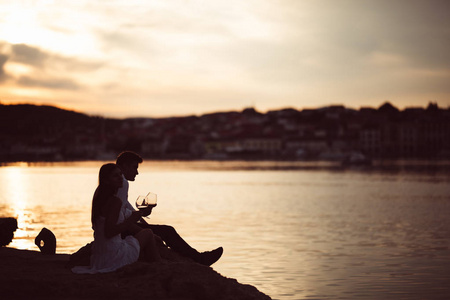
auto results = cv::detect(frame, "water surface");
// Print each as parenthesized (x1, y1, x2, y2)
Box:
(1, 160, 449, 300)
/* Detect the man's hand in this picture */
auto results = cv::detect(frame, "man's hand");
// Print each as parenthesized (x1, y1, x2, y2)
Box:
(128, 210, 144, 224)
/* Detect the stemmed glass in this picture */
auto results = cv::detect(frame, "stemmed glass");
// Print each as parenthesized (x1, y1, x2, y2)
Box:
(136, 192, 157, 210)
(145, 192, 157, 207)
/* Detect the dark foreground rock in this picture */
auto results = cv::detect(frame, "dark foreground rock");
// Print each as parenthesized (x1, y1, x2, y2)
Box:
(0, 247, 271, 300)
(0, 217, 17, 246)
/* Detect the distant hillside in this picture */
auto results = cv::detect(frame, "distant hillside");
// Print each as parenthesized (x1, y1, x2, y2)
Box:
(0, 104, 123, 161)
(0, 104, 105, 136)
(1, 102, 449, 162)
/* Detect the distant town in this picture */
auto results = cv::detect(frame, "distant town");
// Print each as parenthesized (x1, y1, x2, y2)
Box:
(1, 102, 449, 163)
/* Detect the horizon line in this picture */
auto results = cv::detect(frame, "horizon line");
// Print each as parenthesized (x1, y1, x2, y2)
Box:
(1, 100, 447, 120)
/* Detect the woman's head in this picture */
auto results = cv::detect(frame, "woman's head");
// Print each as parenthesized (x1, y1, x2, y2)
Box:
(99, 163, 123, 190)
(92, 163, 123, 224)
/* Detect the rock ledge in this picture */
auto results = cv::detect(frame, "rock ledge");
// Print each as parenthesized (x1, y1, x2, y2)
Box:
(0, 247, 271, 300)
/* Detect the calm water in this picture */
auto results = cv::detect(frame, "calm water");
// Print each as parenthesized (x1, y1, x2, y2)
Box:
(1, 160, 449, 300)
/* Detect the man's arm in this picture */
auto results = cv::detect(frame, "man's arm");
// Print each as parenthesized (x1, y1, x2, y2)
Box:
(117, 176, 153, 220)
(117, 177, 134, 218)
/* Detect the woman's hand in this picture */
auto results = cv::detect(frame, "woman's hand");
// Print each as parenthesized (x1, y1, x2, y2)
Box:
(139, 206, 153, 217)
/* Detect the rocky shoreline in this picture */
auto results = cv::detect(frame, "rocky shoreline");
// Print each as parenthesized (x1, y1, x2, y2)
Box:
(0, 247, 271, 299)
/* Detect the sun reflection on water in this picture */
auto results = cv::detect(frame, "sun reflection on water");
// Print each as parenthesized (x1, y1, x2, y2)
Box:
(0, 164, 97, 252)
(0, 166, 40, 250)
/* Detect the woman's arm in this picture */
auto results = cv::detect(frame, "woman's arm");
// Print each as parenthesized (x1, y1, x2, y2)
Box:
(104, 196, 143, 238)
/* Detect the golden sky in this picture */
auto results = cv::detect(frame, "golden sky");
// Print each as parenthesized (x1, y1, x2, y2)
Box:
(0, 0, 449, 118)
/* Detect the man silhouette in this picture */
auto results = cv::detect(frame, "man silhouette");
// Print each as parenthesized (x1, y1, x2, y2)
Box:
(116, 151, 223, 266)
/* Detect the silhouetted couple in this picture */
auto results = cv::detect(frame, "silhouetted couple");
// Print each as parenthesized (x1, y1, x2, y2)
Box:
(71, 151, 222, 273)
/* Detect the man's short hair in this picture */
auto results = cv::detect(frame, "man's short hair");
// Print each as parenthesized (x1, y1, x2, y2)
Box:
(116, 151, 143, 166)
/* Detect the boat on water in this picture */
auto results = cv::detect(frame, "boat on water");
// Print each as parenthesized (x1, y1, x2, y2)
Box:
(342, 152, 372, 166)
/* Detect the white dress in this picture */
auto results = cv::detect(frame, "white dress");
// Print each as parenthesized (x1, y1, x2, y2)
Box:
(72, 208, 140, 274)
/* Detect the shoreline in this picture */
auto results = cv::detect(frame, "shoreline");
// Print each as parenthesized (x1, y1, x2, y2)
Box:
(2, 158, 450, 170)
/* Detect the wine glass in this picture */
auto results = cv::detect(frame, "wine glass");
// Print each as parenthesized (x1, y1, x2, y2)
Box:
(145, 192, 157, 207)
(136, 195, 147, 210)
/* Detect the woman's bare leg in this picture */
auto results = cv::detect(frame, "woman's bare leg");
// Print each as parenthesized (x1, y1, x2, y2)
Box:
(135, 229, 161, 262)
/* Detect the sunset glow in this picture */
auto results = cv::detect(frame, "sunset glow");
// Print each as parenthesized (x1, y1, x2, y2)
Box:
(0, 0, 449, 118)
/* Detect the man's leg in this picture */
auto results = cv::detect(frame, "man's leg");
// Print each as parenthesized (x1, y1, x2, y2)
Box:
(137, 222, 223, 266)
(148, 224, 199, 259)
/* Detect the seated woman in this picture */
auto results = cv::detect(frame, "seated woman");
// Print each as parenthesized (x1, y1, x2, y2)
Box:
(72, 163, 161, 274)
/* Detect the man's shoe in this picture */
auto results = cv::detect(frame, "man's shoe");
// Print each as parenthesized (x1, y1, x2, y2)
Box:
(198, 247, 223, 266)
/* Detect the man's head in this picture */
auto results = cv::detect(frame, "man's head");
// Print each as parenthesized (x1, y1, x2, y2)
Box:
(116, 151, 143, 181)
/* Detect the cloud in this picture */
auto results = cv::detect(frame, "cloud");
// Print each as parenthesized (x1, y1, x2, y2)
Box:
(0, 41, 104, 91)
(219, 0, 450, 96)
(0, 54, 8, 81)
(11, 43, 49, 67)
(17, 75, 80, 90)
(10, 43, 103, 72)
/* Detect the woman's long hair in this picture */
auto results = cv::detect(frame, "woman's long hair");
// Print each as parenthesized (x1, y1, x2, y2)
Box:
(91, 163, 120, 225)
